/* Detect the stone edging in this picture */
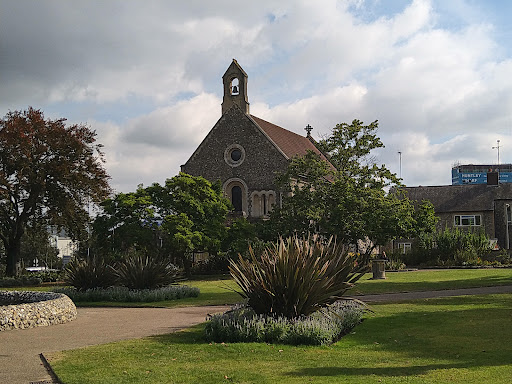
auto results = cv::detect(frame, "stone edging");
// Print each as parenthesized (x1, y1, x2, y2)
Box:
(0, 291, 77, 331)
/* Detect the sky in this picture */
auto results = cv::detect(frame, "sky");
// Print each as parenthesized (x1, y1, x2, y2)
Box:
(1, 0, 512, 193)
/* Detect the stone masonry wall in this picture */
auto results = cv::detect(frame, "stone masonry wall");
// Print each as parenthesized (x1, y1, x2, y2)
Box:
(0, 291, 77, 331)
(182, 106, 290, 192)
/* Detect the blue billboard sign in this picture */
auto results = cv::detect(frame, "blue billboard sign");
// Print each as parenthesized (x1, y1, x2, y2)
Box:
(452, 168, 512, 185)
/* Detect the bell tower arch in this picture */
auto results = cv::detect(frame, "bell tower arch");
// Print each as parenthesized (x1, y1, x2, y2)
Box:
(222, 59, 250, 115)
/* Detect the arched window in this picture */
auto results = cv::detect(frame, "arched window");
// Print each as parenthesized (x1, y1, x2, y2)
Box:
(232, 186, 243, 212)
(230, 78, 240, 95)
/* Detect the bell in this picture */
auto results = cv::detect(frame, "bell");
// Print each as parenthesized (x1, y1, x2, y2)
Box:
(232, 85, 239, 94)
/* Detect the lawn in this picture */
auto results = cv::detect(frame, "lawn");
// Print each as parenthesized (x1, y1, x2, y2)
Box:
(353, 268, 512, 295)
(3, 268, 512, 307)
(49, 293, 512, 383)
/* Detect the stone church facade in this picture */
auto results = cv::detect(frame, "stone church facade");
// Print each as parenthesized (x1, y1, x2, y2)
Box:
(181, 59, 328, 218)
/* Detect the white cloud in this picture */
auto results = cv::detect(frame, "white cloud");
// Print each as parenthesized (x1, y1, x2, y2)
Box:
(122, 93, 219, 148)
(92, 93, 220, 192)
(1, 0, 511, 192)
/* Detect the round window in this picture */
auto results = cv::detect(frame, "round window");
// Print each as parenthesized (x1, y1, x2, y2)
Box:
(224, 144, 245, 167)
(230, 149, 242, 162)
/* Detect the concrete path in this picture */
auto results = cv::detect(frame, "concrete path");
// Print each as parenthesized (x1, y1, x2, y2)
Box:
(2, 285, 512, 384)
(353, 284, 512, 302)
(0, 305, 230, 384)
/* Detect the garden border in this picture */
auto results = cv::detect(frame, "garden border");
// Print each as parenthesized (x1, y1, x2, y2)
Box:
(0, 290, 77, 331)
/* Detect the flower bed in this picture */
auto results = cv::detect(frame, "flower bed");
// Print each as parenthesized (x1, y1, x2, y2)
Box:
(205, 300, 367, 345)
(0, 291, 77, 331)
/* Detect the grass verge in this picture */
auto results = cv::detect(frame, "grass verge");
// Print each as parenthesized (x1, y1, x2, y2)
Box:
(49, 293, 512, 384)
(2, 268, 512, 307)
(353, 267, 512, 295)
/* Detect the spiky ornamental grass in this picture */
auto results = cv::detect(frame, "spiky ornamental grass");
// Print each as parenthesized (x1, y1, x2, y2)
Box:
(64, 257, 117, 291)
(205, 300, 367, 345)
(64, 253, 183, 292)
(114, 254, 181, 290)
(229, 234, 370, 319)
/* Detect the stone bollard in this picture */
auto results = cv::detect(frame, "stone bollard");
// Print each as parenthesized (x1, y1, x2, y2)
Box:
(371, 259, 386, 279)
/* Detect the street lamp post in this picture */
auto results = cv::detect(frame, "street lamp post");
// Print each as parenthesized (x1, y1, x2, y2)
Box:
(398, 151, 402, 180)
(492, 140, 501, 165)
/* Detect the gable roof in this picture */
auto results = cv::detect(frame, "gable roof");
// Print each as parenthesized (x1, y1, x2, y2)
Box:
(404, 184, 512, 212)
(223, 58, 248, 79)
(250, 115, 331, 164)
(181, 106, 335, 173)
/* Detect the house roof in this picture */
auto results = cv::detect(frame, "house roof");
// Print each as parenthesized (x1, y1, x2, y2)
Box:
(250, 115, 331, 163)
(403, 184, 512, 212)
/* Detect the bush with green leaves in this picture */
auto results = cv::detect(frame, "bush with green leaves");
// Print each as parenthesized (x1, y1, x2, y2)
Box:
(0, 275, 42, 287)
(54, 285, 199, 302)
(229, 234, 369, 318)
(205, 300, 367, 345)
(481, 249, 512, 266)
(28, 270, 63, 282)
(385, 249, 407, 270)
(406, 227, 492, 266)
(191, 253, 229, 275)
(115, 253, 181, 290)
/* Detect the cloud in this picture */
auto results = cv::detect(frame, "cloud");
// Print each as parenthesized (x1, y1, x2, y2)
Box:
(1, 0, 511, 192)
(92, 93, 220, 192)
(122, 93, 219, 148)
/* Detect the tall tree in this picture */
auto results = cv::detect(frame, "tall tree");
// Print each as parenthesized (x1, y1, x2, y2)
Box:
(413, 199, 439, 236)
(272, 119, 415, 253)
(0, 107, 110, 276)
(149, 173, 231, 274)
(91, 173, 230, 275)
(92, 186, 157, 259)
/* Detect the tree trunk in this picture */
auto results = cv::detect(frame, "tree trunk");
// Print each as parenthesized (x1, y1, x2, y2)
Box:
(183, 254, 192, 277)
(5, 239, 21, 277)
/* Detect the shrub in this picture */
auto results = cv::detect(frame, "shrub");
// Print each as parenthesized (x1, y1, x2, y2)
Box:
(191, 253, 229, 275)
(114, 253, 181, 290)
(385, 250, 407, 270)
(54, 285, 199, 302)
(64, 257, 117, 291)
(481, 249, 512, 266)
(407, 227, 493, 266)
(205, 300, 367, 345)
(0, 275, 42, 287)
(229, 234, 369, 318)
(28, 270, 63, 282)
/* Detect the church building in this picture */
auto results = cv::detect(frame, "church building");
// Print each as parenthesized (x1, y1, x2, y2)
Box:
(181, 59, 329, 218)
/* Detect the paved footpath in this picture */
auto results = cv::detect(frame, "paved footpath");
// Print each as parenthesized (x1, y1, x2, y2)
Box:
(353, 284, 512, 302)
(0, 305, 230, 384)
(2, 285, 512, 384)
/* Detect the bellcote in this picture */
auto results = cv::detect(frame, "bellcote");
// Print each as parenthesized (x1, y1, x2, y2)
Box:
(222, 59, 250, 115)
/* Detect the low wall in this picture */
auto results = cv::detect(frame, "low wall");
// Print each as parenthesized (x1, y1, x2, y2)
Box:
(0, 291, 77, 331)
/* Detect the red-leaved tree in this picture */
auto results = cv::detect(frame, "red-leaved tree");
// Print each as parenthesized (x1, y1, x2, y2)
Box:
(0, 107, 110, 276)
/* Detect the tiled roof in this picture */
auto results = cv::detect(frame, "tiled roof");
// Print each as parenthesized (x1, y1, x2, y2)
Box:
(404, 184, 512, 212)
(250, 115, 330, 162)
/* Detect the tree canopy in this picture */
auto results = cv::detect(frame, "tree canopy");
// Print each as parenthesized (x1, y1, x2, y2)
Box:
(0, 107, 110, 276)
(91, 173, 231, 274)
(271, 119, 415, 254)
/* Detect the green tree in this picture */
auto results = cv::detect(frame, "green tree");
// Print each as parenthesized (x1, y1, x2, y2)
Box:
(161, 213, 202, 274)
(149, 173, 231, 275)
(0, 108, 110, 276)
(91, 173, 230, 275)
(413, 200, 438, 236)
(92, 186, 157, 259)
(272, 119, 415, 254)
